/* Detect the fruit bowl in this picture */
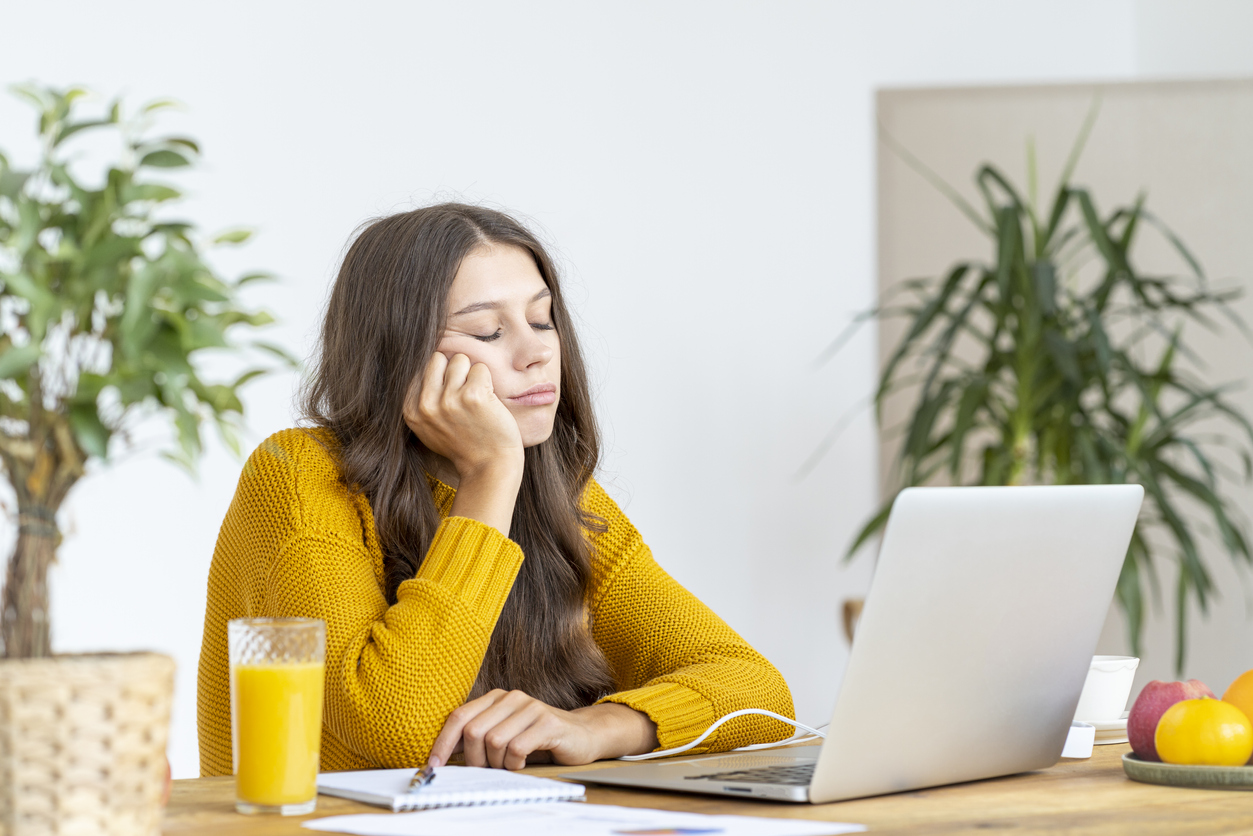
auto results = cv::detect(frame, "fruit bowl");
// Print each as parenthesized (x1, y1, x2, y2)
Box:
(1122, 753, 1253, 789)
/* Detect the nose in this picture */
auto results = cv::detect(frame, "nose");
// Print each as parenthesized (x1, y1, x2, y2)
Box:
(514, 327, 554, 371)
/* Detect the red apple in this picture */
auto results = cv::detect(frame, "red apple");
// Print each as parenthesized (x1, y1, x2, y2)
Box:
(1127, 679, 1216, 761)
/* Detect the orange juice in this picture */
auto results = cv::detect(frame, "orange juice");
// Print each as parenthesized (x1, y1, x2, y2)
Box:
(232, 661, 324, 807)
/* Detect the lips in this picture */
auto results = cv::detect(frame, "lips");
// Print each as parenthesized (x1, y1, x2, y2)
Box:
(505, 383, 557, 406)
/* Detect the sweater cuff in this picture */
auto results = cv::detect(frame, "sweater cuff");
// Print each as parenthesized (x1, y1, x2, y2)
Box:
(410, 516, 524, 622)
(597, 682, 719, 753)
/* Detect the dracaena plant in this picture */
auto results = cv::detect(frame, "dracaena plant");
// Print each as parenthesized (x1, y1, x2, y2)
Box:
(0, 85, 292, 659)
(833, 113, 1253, 672)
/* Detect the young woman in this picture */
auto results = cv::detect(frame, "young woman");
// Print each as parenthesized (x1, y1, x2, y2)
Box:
(196, 204, 794, 775)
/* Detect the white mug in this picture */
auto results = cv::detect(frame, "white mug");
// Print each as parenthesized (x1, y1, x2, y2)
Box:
(1072, 655, 1139, 722)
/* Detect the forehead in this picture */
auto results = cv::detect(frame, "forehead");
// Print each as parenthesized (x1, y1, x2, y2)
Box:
(448, 244, 547, 307)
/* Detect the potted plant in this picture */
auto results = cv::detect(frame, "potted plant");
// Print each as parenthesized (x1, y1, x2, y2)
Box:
(0, 85, 287, 834)
(832, 112, 1253, 672)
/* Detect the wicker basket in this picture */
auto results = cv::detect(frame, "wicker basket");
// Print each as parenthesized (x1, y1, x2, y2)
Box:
(0, 652, 175, 836)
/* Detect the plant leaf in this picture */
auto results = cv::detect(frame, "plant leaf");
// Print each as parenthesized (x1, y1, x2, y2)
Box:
(213, 228, 253, 245)
(121, 183, 181, 203)
(68, 404, 111, 458)
(140, 149, 191, 168)
(0, 344, 42, 379)
(844, 498, 895, 561)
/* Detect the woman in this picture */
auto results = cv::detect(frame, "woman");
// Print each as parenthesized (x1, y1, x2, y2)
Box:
(196, 204, 794, 775)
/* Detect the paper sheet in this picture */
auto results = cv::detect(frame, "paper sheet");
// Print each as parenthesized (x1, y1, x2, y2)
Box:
(303, 801, 864, 836)
(1061, 722, 1094, 759)
(317, 766, 583, 809)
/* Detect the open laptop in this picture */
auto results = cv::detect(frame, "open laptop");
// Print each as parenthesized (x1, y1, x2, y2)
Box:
(563, 484, 1143, 803)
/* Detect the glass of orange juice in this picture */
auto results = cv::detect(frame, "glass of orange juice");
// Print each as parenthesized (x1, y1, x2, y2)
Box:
(228, 617, 326, 815)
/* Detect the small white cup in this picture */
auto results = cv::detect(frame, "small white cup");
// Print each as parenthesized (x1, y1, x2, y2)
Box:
(1072, 655, 1139, 722)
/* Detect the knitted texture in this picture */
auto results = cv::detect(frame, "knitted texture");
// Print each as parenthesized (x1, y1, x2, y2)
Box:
(197, 428, 794, 776)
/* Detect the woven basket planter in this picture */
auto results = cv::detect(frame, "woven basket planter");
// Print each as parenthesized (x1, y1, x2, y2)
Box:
(0, 652, 175, 836)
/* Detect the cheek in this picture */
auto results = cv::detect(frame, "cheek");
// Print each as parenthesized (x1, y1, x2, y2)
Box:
(547, 334, 562, 373)
(437, 337, 507, 383)
(437, 335, 485, 364)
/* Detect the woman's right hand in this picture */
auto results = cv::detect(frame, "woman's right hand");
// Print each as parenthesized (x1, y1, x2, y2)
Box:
(404, 353, 525, 479)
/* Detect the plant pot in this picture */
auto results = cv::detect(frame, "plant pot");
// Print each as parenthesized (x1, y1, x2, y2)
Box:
(0, 652, 174, 836)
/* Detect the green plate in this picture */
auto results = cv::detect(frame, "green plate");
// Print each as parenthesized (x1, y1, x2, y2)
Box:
(1122, 753, 1253, 789)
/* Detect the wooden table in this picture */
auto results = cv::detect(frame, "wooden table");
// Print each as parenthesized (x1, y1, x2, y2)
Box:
(164, 744, 1253, 835)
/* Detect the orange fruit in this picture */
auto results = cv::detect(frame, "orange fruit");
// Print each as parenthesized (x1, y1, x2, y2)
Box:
(1222, 668, 1253, 730)
(1155, 698, 1253, 766)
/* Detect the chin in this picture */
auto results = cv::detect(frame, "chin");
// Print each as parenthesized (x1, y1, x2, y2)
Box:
(521, 429, 556, 448)
(518, 416, 558, 448)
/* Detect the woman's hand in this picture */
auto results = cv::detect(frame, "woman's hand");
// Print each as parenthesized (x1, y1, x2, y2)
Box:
(404, 353, 524, 478)
(428, 689, 659, 771)
(404, 353, 525, 536)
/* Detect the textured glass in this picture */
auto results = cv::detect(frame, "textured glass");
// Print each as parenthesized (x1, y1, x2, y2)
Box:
(228, 618, 326, 816)
(229, 617, 326, 666)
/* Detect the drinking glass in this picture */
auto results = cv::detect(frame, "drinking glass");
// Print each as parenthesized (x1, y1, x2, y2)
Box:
(228, 617, 326, 815)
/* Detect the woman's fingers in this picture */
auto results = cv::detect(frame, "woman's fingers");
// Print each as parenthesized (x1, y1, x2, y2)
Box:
(502, 718, 561, 770)
(408, 352, 448, 422)
(459, 690, 535, 768)
(480, 701, 546, 769)
(441, 352, 472, 396)
(428, 690, 505, 767)
(407, 353, 489, 440)
(462, 362, 495, 399)
(431, 690, 575, 770)
(405, 351, 524, 477)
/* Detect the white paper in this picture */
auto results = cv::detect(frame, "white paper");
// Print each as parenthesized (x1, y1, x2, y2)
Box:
(317, 767, 583, 810)
(1061, 722, 1095, 759)
(302, 802, 864, 836)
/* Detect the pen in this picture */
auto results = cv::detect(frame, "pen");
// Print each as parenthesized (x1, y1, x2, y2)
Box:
(407, 763, 436, 793)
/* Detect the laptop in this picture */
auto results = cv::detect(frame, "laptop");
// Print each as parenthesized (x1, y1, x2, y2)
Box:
(563, 484, 1143, 803)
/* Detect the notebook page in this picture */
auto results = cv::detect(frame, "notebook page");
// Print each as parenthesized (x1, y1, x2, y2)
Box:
(317, 767, 584, 811)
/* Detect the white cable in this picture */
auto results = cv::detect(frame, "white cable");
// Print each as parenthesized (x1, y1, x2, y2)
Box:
(730, 721, 829, 752)
(618, 709, 827, 761)
(728, 720, 827, 752)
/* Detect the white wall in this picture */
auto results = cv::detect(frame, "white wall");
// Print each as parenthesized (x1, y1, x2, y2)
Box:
(0, 0, 1138, 778)
(1137, 0, 1253, 77)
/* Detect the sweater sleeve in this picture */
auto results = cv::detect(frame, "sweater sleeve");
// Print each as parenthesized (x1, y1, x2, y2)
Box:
(581, 480, 795, 754)
(198, 430, 526, 771)
(263, 516, 522, 768)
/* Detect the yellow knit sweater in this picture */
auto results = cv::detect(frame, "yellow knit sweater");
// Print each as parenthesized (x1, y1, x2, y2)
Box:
(197, 428, 794, 776)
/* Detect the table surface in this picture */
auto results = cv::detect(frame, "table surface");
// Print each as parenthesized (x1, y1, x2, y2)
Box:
(164, 744, 1253, 835)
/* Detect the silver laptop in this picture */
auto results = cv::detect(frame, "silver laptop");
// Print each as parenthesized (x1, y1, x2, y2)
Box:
(563, 484, 1143, 803)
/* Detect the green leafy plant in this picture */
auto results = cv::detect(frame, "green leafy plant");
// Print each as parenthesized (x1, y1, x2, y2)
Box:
(835, 111, 1253, 672)
(0, 85, 292, 659)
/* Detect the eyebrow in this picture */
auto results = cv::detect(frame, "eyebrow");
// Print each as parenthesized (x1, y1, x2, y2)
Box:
(450, 287, 551, 317)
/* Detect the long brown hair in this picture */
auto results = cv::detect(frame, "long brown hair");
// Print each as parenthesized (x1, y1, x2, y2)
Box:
(301, 203, 615, 709)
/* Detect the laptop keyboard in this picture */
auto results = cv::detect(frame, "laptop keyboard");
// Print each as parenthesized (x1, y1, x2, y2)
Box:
(684, 762, 815, 786)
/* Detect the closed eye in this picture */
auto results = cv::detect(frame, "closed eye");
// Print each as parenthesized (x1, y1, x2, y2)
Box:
(473, 323, 554, 342)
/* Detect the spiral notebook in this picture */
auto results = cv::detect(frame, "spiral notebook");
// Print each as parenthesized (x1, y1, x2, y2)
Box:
(316, 766, 585, 812)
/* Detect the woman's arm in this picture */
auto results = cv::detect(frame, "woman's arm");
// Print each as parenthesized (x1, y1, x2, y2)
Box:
(406, 352, 524, 537)
(196, 428, 527, 772)
(264, 515, 523, 768)
(419, 479, 794, 769)
(582, 480, 797, 754)
(255, 351, 529, 768)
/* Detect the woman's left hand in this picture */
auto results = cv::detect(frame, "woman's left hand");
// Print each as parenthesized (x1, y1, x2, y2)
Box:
(428, 689, 658, 770)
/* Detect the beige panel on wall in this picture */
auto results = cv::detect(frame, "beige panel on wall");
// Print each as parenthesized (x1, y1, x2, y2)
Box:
(876, 80, 1253, 698)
